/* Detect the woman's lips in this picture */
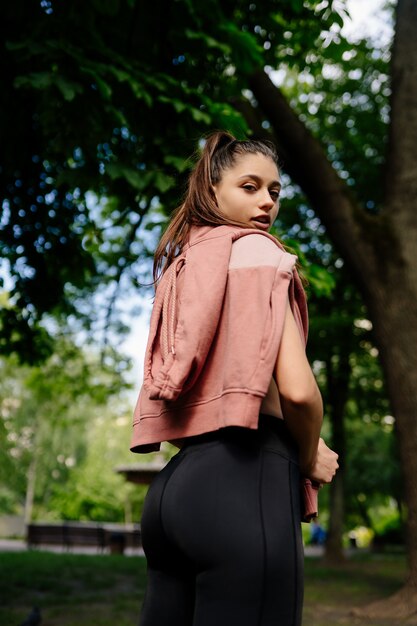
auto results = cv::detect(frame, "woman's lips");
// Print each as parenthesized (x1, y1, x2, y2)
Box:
(251, 217, 270, 231)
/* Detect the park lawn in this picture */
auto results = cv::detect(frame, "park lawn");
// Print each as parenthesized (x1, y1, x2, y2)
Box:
(303, 551, 409, 626)
(0, 551, 147, 626)
(0, 549, 409, 626)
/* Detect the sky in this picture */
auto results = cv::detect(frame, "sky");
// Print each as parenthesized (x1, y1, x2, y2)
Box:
(122, 0, 394, 391)
(342, 0, 393, 42)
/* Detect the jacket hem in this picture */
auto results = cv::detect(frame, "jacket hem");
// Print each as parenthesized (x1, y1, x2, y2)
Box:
(130, 391, 264, 453)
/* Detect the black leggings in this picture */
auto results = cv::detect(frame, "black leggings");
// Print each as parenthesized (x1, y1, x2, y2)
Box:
(139, 415, 304, 626)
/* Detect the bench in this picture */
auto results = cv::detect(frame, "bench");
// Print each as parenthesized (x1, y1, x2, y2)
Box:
(26, 522, 142, 553)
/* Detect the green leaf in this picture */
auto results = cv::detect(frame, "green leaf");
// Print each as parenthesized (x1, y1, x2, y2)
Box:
(81, 67, 113, 99)
(190, 108, 212, 124)
(163, 155, 191, 173)
(127, 81, 153, 106)
(185, 29, 232, 55)
(106, 65, 131, 82)
(103, 104, 128, 126)
(219, 23, 264, 71)
(104, 65, 153, 105)
(154, 172, 176, 193)
(14, 72, 84, 101)
(54, 76, 84, 101)
(94, 75, 113, 99)
(158, 96, 188, 113)
(306, 264, 336, 298)
(106, 164, 153, 191)
(143, 74, 169, 92)
(14, 72, 52, 90)
(6, 39, 44, 54)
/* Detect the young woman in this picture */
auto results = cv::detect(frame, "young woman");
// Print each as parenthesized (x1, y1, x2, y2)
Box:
(131, 131, 339, 626)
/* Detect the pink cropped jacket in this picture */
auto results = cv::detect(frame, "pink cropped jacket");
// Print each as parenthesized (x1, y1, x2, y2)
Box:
(130, 224, 308, 453)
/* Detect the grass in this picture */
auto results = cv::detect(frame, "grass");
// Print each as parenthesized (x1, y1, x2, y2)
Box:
(0, 549, 409, 625)
(303, 551, 408, 626)
(0, 551, 147, 626)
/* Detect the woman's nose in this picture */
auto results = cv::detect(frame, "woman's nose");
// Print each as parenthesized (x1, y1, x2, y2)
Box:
(259, 189, 274, 209)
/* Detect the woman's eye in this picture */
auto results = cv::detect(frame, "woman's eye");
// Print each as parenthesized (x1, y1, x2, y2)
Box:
(270, 190, 280, 201)
(242, 184, 257, 192)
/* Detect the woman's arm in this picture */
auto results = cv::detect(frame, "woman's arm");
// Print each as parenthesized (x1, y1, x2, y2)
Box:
(275, 300, 338, 483)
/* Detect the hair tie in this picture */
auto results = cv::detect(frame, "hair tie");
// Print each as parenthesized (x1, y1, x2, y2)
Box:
(214, 133, 236, 153)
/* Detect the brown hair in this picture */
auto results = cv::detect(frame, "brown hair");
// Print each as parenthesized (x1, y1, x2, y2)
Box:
(153, 130, 279, 282)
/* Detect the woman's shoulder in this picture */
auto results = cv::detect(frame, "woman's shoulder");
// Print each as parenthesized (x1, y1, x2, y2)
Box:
(229, 232, 296, 271)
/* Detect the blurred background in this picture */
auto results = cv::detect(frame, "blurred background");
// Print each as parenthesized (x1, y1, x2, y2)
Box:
(2, 0, 417, 623)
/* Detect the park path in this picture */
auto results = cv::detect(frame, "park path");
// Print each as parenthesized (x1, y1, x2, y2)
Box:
(1, 538, 326, 558)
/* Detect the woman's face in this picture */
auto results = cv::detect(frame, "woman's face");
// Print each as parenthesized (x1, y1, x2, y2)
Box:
(212, 153, 281, 231)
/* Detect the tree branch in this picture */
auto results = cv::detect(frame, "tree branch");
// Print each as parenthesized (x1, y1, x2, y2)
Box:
(243, 70, 387, 294)
(102, 206, 147, 353)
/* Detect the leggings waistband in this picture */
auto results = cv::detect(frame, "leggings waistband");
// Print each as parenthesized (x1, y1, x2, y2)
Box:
(179, 414, 299, 464)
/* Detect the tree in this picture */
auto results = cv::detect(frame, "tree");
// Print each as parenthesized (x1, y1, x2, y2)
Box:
(246, 2, 417, 616)
(0, 0, 338, 358)
(48, 406, 146, 524)
(0, 339, 131, 523)
(308, 276, 401, 560)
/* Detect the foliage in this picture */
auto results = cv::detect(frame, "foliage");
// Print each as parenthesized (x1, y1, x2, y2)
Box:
(372, 509, 405, 546)
(277, 32, 391, 213)
(47, 411, 147, 523)
(1, 0, 356, 358)
(0, 339, 132, 520)
(307, 259, 400, 529)
(345, 418, 401, 524)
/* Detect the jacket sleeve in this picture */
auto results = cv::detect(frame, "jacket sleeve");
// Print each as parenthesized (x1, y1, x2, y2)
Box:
(231, 233, 308, 346)
(220, 234, 300, 396)
(143, 236, 233, 401)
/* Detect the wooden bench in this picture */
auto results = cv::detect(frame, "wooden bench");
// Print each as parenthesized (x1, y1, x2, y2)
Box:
(26, 522, 142, 553)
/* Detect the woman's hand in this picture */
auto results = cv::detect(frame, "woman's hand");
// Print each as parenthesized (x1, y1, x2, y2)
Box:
(302, 438, 339, 484)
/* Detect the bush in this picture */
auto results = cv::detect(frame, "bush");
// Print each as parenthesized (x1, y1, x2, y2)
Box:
(372, 513, 405, 551)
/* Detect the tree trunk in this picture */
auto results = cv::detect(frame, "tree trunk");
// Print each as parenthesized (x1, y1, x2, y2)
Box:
(373, 0, 417, 593)
(323, 356, 350, 564)
(356, 497, 375, 533)
(350, 290, 417, 618)
(325, 471, 345, 560)
(24, 454, 37, 526)
(368, 287, 417, 582)
(244, 0, 417, 616)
